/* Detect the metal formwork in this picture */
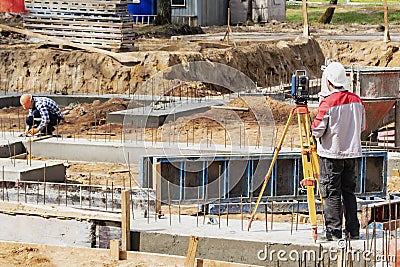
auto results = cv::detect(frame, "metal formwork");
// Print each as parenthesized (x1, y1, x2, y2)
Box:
(140, 150, 387, 205)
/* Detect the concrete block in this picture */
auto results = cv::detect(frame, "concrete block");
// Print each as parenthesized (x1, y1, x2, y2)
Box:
(0, 213, 93, 247)
(110, 239, 120, 260)
(0, 141, 25, 158)
(0, 158, 65, 182)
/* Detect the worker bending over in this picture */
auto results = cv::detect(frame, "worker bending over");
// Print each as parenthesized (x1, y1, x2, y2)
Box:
(20, 94, 64, 136)
(311, 62, 367, 241)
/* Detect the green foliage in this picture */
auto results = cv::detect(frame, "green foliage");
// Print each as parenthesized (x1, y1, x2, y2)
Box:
(286, 2, 400, 24)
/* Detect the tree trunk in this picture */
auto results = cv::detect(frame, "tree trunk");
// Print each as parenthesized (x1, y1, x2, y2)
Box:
(155, 0, 171, 25)
(246, 0, 253, 23)
(317, 0, 338, 24)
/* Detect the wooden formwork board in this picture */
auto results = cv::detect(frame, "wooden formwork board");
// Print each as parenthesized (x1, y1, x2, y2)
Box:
(22, 27, 136, 38)
(23, 18, 134, 29)
(23, 22, 135, 34)
(25, 0, 129, 8)
(23, 11, 132, 22)
(25, 6, 129, 16)
(24, 0, 135, 5)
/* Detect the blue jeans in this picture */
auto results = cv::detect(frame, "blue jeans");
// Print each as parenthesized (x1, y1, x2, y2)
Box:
(26, 109, 59, 135)
(319, 157, 360, 238)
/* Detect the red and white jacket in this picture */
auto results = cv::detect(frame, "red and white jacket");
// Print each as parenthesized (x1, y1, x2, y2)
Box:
(311, 89, 367, 159)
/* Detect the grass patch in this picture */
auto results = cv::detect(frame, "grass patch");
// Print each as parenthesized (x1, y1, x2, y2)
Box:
(286, 2, 400, 24)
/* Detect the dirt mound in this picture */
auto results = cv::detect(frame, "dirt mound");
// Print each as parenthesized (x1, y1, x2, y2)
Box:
(318, 40, 400, 67)
(135, 24, 205, 39)
(60, 98, 137, 135)
(0, 246, 51, 266)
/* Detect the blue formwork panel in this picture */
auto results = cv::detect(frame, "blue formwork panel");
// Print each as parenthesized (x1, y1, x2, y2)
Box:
(139, 150, 387, 206)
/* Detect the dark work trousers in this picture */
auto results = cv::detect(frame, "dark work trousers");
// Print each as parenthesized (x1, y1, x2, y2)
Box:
(319, 157, 360, 238)
(26, 109, 59, 135)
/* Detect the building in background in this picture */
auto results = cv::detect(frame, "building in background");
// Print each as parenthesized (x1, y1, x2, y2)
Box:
(171, 0, 228, 26)
(230, 0, 286, 25)
(128, 0, 157, 24)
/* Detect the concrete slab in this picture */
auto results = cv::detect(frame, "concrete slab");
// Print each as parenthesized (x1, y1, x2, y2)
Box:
(0, 158, 65, 182)
(107, 98, 231, 127)
(26, 136, 272, 163)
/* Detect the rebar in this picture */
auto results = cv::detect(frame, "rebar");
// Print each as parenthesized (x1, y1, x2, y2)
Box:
(218, 165, 221, 229)
(168, 181, 171, 226)
(240, 195, 243, 231)
(271, 201, 274, 231)
(43, 163, 46, 205)
(264, 203, 268, 233)
(89, 172, 92, 208)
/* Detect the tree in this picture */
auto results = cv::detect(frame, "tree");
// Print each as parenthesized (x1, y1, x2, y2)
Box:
(155, 0, 171, 25)
(246, 0, 253, 24)
(317, 0, 338, 24)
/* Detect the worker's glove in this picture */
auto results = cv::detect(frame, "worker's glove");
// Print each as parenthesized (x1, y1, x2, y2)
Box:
(25, 128, 39, 136)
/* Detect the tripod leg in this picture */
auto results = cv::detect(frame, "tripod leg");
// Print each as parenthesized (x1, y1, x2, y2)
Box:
(297, 109, 319, 241)
(247, 107, 297, 230)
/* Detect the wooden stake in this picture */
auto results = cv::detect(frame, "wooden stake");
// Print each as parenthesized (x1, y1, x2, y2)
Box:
(184, 236, 199, 267)
(110, 239, 120, 260)
(121, 190, 131, 251)
(302, 0, 309, 37)
(383, 0, 391, 42)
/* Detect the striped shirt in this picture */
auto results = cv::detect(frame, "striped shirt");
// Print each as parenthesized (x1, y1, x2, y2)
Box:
(29, 97, 64, 130)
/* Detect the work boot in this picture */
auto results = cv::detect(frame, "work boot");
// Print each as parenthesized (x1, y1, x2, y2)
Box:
(343, 229, 360, 240)
(320, 230, 342, 241)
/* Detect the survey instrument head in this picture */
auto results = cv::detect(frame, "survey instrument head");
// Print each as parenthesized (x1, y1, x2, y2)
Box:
(291, 70, 309, 105)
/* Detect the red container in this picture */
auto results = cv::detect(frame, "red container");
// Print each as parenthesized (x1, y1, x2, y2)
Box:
(387, 238, 400, 266)
(0, 0, 27, 13)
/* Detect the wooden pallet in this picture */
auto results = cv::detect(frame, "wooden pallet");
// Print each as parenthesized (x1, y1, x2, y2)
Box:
(23, 21, 135, 33)
(24, 13, 133, 23)
(23, 0, 136, 49)
(23, 28, 135, 41)
(23, 18, 134, 29)
(25, 0, 134, 5)
(25, 5, 129, 16)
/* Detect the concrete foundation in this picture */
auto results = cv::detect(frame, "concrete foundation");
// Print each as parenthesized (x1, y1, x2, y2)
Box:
(0, 140, 25, 158)
(131, 214, 378, 267)
(26, 137, 266, 163)
(0, 158, 66, 182)
(0, 202, 121, 248)
(107, 98, 231, 127)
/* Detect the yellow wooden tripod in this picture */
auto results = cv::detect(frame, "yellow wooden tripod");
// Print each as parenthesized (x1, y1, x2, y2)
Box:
(247, 104, 322, 241)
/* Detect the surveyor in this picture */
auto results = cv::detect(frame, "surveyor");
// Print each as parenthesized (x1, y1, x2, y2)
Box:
(20, 94, 64, 136)
(311, 62, 367, 241)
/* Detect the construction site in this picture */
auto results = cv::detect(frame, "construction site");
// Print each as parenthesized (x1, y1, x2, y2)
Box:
(2, 0, 400, 266)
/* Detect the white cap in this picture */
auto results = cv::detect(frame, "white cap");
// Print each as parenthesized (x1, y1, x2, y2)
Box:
(325, 62, 348, 88)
